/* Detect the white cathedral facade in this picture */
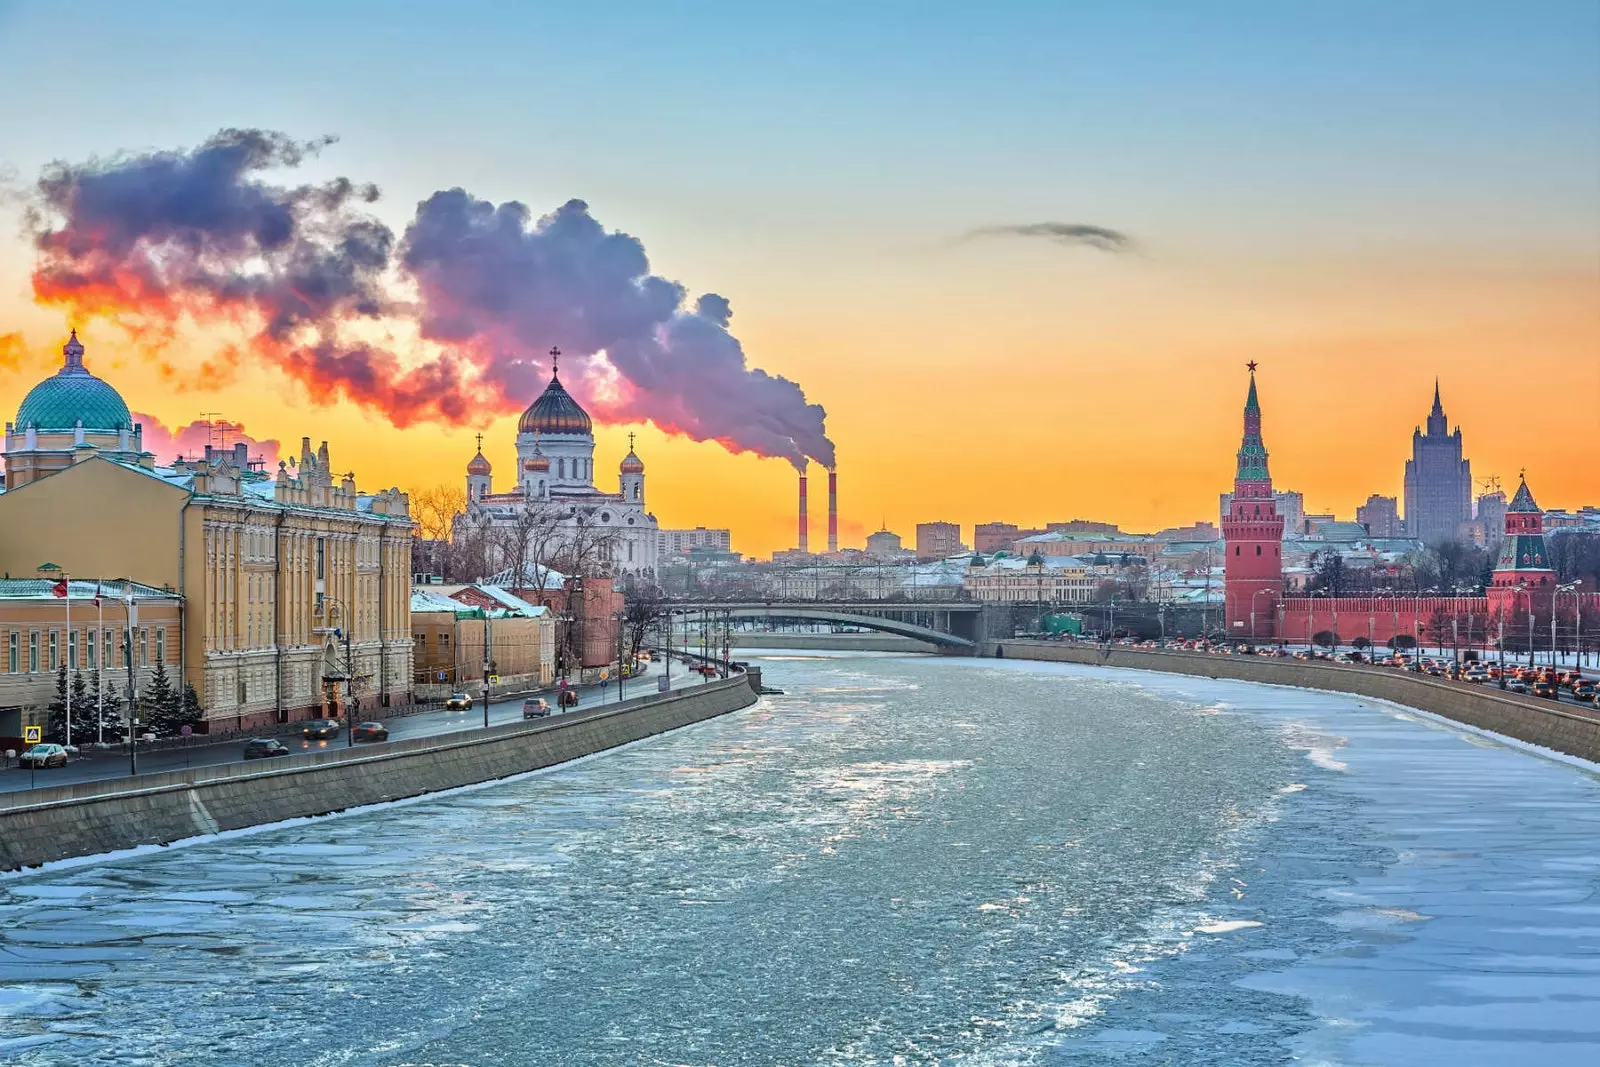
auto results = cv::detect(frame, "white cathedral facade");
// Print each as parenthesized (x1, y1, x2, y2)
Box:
(463, 355, 659, 580)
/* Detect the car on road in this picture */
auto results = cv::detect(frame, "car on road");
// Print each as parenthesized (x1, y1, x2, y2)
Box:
(559, 688, 579, 708)
(18, 743, 69, 769)
(523, 698, 551, 719)
(1573, 684, 1597, 703)
(302, 719, 341, 740)
(243, 738, 292, 760)
(1507, 679, 1529, 694)
(1532, 680, 1558, 699)
(445, 692, 473, 711)
(351, 721, 389, 743)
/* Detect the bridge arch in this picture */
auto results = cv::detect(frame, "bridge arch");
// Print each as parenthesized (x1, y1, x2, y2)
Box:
(673, 606, 975, 650)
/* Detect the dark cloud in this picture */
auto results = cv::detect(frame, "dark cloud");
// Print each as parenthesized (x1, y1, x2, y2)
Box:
(963, 222, 1135, 253)
(29, 129, 836, 468)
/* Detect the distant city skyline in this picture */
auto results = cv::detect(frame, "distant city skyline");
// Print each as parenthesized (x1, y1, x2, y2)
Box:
(1, 2, 1596, 554)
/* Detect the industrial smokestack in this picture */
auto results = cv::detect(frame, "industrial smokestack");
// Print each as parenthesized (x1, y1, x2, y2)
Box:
(827, 469, 838, 553)
(798, 472, 810, 553)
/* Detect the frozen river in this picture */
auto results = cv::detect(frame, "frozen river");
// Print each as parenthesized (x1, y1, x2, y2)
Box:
(2, 652, 1598, 1065)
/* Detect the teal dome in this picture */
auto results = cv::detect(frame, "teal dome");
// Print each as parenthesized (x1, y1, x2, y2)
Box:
(15, 332, 133, 432)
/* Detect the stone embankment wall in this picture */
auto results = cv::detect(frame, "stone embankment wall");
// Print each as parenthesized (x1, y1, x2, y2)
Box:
(991, 641, 1600, 764)
(0, 672, 761, 872)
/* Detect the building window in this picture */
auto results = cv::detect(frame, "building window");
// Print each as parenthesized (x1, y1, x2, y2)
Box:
(68, 629, 79, 671)
(87, 629, 97, 670)
(30, 631, 41, 673)
(105, 629, 116, 668)
(157, 628, 166, 665)
(1256, 545, 1262, 556)
(316, 538, 326, 581)
(440, 632, 450, 647)
(139, 628, 149, 667)
(48, 630, 58, 672)
(7, 632, 16, 674)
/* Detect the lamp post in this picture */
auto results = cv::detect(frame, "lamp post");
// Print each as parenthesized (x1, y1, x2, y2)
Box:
(122, 589, 139, 775)
(1251, 588, 1274, 647)
(1554, 582, 1578, 670)
(482, 606, 492, 729)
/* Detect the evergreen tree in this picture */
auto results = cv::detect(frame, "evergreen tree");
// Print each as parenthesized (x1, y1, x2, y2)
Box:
(142, 661, 180, 737)
(87, 670, 125, 741)
(44, 665, 69, 744)
(177, 683, 205, 733)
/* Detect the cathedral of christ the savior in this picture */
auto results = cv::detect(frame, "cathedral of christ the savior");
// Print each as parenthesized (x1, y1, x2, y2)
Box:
(461, 349, 659, 581)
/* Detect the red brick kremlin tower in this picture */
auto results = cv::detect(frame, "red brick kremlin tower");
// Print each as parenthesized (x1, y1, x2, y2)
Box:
(1487, 474, 1556, 628)
(1223, 363, 1285, 639)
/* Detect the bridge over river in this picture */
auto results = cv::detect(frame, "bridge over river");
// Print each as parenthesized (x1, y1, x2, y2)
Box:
(665, 600, 992, 651)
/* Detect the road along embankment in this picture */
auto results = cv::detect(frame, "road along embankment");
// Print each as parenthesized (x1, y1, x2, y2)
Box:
(0, 671, 762, 873)
(990, 641, 1600, 764)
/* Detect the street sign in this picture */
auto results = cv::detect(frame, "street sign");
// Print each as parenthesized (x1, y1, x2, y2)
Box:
(657, 676, 670, 693)
(23, 725, 41, 744)
(488, 674, 500, 685)
(180, 725, 192, 737)
(436, 670, 446, 682)
(600, 669, 609, 681)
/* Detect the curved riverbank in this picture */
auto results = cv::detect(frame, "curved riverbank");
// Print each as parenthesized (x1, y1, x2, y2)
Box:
(0, 672, 760, 872)
(989, 640, 1600, 763)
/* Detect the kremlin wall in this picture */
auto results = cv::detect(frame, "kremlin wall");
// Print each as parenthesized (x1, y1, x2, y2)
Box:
(1223, 367, 1599, 649)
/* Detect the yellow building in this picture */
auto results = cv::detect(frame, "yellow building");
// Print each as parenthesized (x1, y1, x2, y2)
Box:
(0, 333, 414, 730)
(0, 577, 183, 740)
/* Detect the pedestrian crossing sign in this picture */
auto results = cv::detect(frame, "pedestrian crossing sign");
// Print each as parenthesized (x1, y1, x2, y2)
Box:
(23, 725, 41, 744)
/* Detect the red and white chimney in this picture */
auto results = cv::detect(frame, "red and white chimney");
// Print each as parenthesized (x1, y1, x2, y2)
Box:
(827, 469, 838, 554)
(798, 471, 810, 553)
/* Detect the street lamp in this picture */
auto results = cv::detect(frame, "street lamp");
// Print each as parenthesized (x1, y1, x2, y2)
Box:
(1250, 588, 1274, 646)
(1556, 582, 1579, 669)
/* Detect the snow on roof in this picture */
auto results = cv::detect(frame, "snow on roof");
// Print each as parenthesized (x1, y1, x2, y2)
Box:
(0, 577, 178, 601)
(410, 589, 472, 615)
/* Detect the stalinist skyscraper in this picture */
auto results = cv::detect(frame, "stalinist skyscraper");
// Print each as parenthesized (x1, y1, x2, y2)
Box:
(1402, 381, 1472, 544)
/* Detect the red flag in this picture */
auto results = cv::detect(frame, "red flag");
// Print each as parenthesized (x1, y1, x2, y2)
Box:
(50, 578, 68, 598)
(93, 581, 103, 607)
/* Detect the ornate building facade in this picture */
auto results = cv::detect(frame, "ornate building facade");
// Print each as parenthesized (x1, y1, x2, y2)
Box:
(0, 333, 414, 730)
(1403, 382, 1473, 544)
(463, 352, 659, 581)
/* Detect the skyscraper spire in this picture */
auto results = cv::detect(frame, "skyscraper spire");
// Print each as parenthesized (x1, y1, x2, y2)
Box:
(1431, 377, 1443, 417)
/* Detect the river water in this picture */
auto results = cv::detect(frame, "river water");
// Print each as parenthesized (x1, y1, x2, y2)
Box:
(2, 653, 1598, 1066)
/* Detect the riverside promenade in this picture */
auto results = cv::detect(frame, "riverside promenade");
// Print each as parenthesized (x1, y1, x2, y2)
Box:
(0, 669, 762, 872)
(989, 641, 1600, 765)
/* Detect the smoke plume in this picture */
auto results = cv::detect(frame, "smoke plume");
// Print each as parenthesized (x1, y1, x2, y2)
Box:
(28, 128, 835, 469)
(134, 411, 282, 470)
(962, 221, 1135, 253)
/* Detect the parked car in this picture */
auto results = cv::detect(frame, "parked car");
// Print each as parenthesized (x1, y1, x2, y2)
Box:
(444, 692, 473, 711)
(302, 719, 341, 740)
(351, 721, 389, 743)
(18, 743, 69, 769)
(523, 698, 551, 719)
(243, 738, 291, 760)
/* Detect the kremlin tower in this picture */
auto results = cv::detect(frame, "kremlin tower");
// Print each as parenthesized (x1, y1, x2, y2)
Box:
(1486, 475, 1556, 629)
(1222, 363, 1285, 640)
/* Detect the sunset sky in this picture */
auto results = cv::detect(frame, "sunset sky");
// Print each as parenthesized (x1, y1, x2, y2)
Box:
(1, 1, 1596, 556)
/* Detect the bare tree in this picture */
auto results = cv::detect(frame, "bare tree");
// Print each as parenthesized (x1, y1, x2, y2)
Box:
(411, 484, 466, 542)
(623, 581, 667, 664)
(491, 499, 566, 599)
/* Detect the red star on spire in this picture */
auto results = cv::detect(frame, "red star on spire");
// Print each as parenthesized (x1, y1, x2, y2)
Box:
(1246, 361, 1258, 373)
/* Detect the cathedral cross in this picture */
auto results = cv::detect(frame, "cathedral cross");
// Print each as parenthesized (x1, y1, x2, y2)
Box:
(549, 346, 561, 374)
